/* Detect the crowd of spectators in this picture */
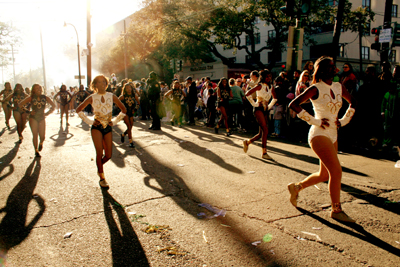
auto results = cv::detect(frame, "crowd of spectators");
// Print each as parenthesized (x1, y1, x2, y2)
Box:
(62, 61, 399, 160)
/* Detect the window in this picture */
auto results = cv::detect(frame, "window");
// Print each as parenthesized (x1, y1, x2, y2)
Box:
(255, 33, 261, 44)
(254, 16, 260, 24)
(390, 50, 397, 62)
(393, 5, 398, 17)
(268, 30, 276, 41)
(338, 44, 345, 57)
(246, 54, 260, 65)
(362, 0, 371, 9)
(361, 46, 370, 60)
(246, 35, 251, 46)
(364, 23, 371, 36)
(268, 51, 281, 63)
(228, 57, 236, 64)
(246, 33, 261, 46)
(328, 0, 337, 6)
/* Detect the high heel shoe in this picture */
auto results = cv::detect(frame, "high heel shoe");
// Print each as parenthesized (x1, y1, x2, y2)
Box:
(214, 126, 219, 134)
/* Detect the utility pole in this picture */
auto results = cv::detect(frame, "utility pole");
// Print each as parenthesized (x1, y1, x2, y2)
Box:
(40, 28, 47, 92)
(381, 0, 393, 63)
(87, 0, 92, 87)
(11, 45, 15, 83)
(123, 20, 128, 79)
(359, 20, 363, 75)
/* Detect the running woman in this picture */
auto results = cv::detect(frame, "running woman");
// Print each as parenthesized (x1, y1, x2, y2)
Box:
(164, 80, 186, 128)
(119, 82, 139, 148)
(54, 85, 72, 126)
(243, 69, 277, 160)
(76, 74, 127, 188)
(2, 83, 29, 143)
(288, 56, 356, 223)
(0, 82, 13, 129)
(215, 77, 233, 136)
(18, 84, 56, 157)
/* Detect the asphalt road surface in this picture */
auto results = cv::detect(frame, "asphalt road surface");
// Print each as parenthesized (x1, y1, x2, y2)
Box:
(0, 112, 399, 267)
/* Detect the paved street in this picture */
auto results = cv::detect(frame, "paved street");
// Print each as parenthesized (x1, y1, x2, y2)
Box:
(0, 112, 399, 267)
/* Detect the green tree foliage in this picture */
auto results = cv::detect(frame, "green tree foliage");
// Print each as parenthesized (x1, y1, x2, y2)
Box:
(99, 0, 375, 74)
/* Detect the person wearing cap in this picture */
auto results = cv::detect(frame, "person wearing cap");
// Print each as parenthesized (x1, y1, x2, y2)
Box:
(147, 72, 161, 130)
(185, 76, 197, 125)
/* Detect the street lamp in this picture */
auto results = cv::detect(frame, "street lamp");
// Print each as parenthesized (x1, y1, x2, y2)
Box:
(64, 21, 81, 87)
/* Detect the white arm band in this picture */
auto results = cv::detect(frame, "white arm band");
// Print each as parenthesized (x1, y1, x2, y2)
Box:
(246, 95, 258, 107)
(111, 112, 126, 125)
(268, 98, 277, 110)
(297, 109, 322, 127)
(78, 111, 94, 126)
(338, 107, 355, 127)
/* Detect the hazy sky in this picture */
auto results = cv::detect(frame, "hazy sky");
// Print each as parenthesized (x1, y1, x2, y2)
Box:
(0, 0, 143, 88)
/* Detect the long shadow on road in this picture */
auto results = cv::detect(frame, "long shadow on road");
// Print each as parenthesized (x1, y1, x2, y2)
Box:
(0, 142, 19, 182)
(101, 189, 149, 267)
(0, 158, 44, 263)
(297, 207, 400, 257)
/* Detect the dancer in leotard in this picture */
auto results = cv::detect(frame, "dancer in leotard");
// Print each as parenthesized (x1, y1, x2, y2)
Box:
(288, 56, 356, 223)
(0, 82, 13, 129)
(164, 81, 186, 128)
(2, 83, 29, 142)
(76, 74, 127, 188)
(54, 85, 72, 126)
(242, 69, 277, 160)
(119, 82, 139, 148)
(75, 84, 90, 107)
(215, 77, 233, 136)
(19, 84, 56, 157)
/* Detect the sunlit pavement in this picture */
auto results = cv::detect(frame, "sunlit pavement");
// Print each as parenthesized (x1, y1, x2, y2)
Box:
(0, 112, 399, 266)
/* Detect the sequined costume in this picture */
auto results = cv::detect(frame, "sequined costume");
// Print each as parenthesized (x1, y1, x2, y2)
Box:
(308, 82, 343, 144)
(217, 87, 231, 108)
(59, 91, 70, 106)
(12, 92, 29, 113)
(122, 94, 136, 117)
(76, 91, 88, 105)
(90, 92, 113, 135)
(29, 95, 47, 122)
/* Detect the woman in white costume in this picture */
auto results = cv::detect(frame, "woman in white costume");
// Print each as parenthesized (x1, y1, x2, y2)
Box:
(288, 56, 356, 223)
(76, 75, 127, 188)
(243, 69, 277, 160)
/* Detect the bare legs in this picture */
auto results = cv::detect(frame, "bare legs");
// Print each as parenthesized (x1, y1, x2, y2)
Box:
(29, 118, 46, 156)
(216, 106, 230, 135)
(60, 104, 69, 126)
(13, 111, 28, 142)
(2, 104, 12, 129)
(244, 110, 271, 159)
(288, 136, 354, 222)
(121, 116, 134, 147)
(91, 129, 112, 187)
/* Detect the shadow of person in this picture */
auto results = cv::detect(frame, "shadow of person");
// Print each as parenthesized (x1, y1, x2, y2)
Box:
(0, 158, 44, 259)
(101, 189, 149, 267)
(0, 143, 19, 182)
(296, 207, 400, 256)
(161, 130, 242, 174)
(49, 125, 73, 147)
